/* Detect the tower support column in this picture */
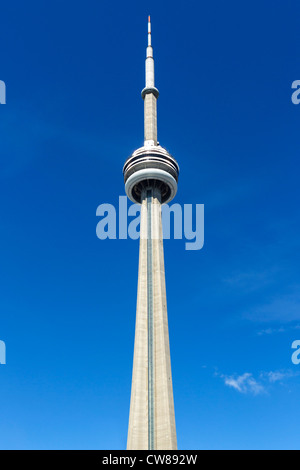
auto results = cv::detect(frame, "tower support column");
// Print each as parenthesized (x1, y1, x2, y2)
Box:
(127, 187, 177, 450)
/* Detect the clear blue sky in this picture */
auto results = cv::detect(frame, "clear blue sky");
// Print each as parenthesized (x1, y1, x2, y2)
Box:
(1, 0, 300, 450)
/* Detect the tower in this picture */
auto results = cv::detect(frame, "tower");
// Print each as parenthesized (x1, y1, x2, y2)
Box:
(123, 17, 179, 450)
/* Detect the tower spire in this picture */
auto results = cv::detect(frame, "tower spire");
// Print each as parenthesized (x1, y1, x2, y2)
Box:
(142, 16, 159, 146)
(146, 16, 153, 86)
(148, 15, 151, 46)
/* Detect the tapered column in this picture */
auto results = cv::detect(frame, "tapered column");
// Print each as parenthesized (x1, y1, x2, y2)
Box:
(152, 190, 177, 450)
(144, 93, 157, 144)
(127, 188, 177, 450)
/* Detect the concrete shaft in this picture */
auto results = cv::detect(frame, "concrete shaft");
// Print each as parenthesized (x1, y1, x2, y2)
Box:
(144, 93, 157, 145)
(127, 187, 177, 450)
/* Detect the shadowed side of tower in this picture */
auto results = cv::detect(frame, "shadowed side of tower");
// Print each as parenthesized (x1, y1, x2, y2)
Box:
(123, 17, 179, 450)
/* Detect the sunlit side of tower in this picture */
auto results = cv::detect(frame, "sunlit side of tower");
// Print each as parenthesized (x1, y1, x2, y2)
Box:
(123, 17, 179, 450)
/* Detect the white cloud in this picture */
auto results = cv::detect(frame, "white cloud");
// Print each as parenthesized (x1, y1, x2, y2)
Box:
(257, 324, 300, 335)
(219, 369, 299, 395)
(257, 327, 285, 336)
(266, 371, 287, 383)
(261, 370, 299, 383)
(221, 373, 265, 395)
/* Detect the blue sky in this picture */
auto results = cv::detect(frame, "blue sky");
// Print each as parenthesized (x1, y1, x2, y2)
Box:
(1, 0, 300, 450)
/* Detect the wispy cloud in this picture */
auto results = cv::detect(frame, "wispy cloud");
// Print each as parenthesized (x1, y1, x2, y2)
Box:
(245, 288, 300, 323)
(260, 370, 299, 383)
(218, 369, 299, 395)
(257, 324, 300, 335)
(223, 268, 280, 293)
(220, 373, 266, 395)
(257, 327, 286, 336)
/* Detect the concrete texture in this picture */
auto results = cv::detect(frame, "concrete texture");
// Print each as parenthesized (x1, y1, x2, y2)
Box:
(144, 93, 157, 145)
(127, 188, 177, 450)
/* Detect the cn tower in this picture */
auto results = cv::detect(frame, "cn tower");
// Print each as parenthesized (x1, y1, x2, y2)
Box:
(123, 17, 179, 450)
